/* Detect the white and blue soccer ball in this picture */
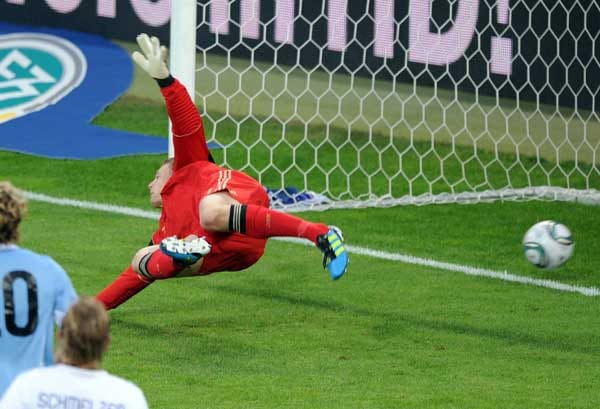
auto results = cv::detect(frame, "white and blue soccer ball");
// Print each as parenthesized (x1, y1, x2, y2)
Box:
(522, 220, 574, 269)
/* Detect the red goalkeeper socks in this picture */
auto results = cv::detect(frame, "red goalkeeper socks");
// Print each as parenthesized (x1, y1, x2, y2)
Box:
(230, 204, 328, 244)
(96, 266, 153, 310)
(96, 250, 187, 310)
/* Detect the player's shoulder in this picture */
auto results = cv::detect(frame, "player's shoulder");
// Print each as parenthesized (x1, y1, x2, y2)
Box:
(11, 366, 145, 399)
(1, 247, 71, 290)
(0, 367, 44, 399)
(31, 251, 63, 267)
(11, 365, 54, 384)
(101, 371, 146, 397)
(23, 247, 67, 273)
(1, 245, 60, 268)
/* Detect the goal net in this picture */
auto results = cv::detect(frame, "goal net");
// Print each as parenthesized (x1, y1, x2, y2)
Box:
(172, 0, 600, 209)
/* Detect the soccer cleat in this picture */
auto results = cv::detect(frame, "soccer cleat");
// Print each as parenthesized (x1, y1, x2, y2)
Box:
(316, 226, 349, 280)
(159, 236, 211, 265)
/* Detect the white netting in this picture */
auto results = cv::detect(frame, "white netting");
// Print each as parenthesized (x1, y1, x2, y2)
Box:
(182, 0, 600, 208)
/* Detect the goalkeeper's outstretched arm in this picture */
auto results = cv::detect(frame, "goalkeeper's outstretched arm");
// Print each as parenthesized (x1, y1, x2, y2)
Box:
(132, 33, 212, 168)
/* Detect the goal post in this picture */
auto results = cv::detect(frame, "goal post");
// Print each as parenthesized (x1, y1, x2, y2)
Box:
(170, 0, 600, 209)
(168, 0, 197, 158)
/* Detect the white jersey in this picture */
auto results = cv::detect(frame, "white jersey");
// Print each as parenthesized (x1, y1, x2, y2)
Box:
(0, 364, 148, 409)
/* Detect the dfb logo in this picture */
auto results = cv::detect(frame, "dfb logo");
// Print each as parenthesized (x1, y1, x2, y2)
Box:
(0, 33, 86, 124)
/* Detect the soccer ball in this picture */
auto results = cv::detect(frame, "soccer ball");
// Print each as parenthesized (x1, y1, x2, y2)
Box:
(522, 220, 574, 269)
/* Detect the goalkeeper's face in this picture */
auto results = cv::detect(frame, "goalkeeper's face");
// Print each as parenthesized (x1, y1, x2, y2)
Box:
(148, 162, 172, 208)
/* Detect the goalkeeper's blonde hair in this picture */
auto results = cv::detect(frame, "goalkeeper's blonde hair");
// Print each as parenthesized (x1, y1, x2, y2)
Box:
(0, 181, 27, 244)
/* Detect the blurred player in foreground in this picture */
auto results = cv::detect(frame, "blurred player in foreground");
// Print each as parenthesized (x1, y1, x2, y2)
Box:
(0, 181, 78, 397)
(0, 297, 148, 408)
(96, 34, 349, 310)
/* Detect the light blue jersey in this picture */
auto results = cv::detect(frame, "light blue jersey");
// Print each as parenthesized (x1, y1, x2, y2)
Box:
(0, 245, 77, 397)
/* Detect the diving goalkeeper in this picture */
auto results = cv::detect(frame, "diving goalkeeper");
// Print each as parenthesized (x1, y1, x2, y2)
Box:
(96, 34, 349, 310)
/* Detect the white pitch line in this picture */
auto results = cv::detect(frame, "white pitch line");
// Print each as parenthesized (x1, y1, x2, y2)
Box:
(25, 191, 600, 297)
(25, 191, 160, 220)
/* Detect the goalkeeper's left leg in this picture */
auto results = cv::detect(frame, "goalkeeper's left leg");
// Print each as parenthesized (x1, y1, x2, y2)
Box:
(96, 266, 153, 310)
(96, 236, 210, 310)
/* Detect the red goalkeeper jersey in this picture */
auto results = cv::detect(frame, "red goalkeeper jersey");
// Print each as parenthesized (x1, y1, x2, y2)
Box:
(151, 79, 269, 273)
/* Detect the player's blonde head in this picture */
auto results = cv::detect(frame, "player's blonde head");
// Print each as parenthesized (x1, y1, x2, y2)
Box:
(0, 181, 27, 245)
(56, 297, 110, 367)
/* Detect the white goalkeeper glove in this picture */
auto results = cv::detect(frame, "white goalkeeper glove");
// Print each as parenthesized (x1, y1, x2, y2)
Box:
(132, 33, 170, 80)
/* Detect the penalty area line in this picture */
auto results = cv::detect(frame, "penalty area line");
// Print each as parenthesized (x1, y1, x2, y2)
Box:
(25, 190, 600, 297)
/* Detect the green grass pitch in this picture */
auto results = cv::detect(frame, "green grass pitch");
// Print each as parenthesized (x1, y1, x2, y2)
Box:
(2, 42, 600, 408)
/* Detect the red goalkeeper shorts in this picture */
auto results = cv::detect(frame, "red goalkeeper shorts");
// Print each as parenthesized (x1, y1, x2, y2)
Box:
(199, 170, 269, 273)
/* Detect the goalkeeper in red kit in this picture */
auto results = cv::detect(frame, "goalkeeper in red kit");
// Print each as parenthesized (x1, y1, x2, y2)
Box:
(96, 34, 349, 310)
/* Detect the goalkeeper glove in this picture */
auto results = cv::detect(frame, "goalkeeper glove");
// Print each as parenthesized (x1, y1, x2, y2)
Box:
(132, 33, 170, 80)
